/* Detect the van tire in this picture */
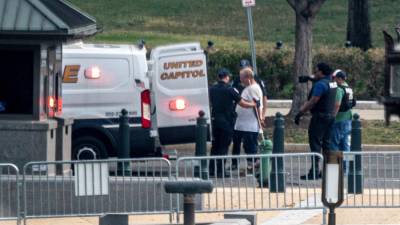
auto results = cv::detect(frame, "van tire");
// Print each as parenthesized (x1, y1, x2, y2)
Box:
(72, 136, 108, 160)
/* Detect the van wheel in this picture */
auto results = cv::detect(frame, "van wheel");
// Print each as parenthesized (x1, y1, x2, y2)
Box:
(72, 136, 108, 160)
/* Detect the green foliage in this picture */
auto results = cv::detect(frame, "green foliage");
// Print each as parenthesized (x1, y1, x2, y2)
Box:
(68, 0, 400, 49)
(68, 0, 388, 100)
(207, 46, 384, 100)
(362, 121, 400, 144)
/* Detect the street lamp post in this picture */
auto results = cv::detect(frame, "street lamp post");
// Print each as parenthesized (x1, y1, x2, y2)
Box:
(322, 151, 344, 225)
(242, 0, 257, 74)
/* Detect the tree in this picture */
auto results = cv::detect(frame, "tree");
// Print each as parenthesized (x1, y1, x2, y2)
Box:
(347, 0, 372, 51)
(287, 0, 327, 115)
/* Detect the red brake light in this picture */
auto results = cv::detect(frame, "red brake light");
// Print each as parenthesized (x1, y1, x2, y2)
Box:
(169, 98, 186, 111)
(141, 90, 151, 128)
(57, 97, 63, 112)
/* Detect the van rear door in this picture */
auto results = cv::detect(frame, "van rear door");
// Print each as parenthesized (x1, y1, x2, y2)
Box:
(150, 43, 210, 144)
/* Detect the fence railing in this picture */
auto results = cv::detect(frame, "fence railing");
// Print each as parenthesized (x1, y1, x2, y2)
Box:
(175, 153, 325, 213)
(342, 151, 400, 208)
(2, 151, 400, 224)
(22, 158, 174, 223)
(0, 163, 20, 223)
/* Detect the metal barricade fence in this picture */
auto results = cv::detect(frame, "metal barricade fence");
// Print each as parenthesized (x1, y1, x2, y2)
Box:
(0, 163, 20, 224)
(342, 151, 400, 208)
(1, 151, 398, 224)
(175, 153, 324, 213)
(22, 158, 174, 223)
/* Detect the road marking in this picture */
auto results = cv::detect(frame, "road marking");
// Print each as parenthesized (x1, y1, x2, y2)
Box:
(261, 197, 323, 225)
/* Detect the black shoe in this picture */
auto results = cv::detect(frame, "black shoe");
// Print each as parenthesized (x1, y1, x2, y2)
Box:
(246, 165, 254, 174)
(208, 171, 215, 177)
(229, 164, 238, 171)
(216, 172, 231, 178)
(300, 171, 322, 180)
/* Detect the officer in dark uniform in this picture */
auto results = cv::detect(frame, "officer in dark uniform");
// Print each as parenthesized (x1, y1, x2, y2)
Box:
(295, 62, 337, 180)
(231, 59, 268, 169)
(209, 68, 256, 177)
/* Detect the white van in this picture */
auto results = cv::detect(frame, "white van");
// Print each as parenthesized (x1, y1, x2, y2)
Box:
(62, 42, 210, 159)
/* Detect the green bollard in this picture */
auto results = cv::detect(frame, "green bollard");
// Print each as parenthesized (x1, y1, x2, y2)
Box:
(118, 109, 131, 176)
(195, 111, 208, 179)
(258, 139, 273, 187)
(348, 113, 363, 194)
(270, 112, 285, 192)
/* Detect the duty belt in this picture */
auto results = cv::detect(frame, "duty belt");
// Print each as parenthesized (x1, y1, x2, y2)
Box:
(312, 112, 334, 119)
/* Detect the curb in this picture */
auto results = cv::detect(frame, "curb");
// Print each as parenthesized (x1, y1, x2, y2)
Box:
(268, 100, 383, 110)
(210, 219, 251, 225)
(286, 143, 400, 152)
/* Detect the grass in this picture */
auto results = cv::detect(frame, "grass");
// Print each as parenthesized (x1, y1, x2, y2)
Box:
(69, 0, 400, 50)
(66, 0, 400, 145)
(265, 120, 400, 145)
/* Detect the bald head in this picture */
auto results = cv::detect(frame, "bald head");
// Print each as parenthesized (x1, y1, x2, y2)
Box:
(240, 68, 254, 86)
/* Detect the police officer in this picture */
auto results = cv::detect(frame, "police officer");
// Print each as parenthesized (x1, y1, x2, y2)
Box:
(330, 69, 355, 175)
(209, 68, 256, 178)
(295, 62, 337, 180)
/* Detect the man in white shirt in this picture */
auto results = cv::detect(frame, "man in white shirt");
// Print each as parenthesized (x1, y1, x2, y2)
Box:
(232, 68, 263, 168)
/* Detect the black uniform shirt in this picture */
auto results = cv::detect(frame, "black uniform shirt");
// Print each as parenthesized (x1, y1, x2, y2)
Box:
(209, 81, 242, 130)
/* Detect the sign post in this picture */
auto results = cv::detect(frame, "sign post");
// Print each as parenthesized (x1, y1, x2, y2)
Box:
(242, 0, 257, 75)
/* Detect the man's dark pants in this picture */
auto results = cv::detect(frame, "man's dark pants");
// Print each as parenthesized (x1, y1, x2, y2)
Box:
(308, 114, 335, 173)
(232, 130, 258, 167)
(209, 126, 233, 175)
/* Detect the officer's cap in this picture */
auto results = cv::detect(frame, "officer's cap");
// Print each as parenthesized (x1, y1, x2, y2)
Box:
(333, 69, 347, 80)
(217, 68, 231, 79)
(239, 59, 252, 69)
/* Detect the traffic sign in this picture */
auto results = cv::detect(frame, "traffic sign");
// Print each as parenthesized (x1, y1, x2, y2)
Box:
(242, 0, 255, 7)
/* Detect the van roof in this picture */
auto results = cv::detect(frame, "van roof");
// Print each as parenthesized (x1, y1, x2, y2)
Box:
(63, 42, 146, 56)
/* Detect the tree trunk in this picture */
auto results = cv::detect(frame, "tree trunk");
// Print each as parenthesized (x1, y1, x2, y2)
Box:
(287, 0, 326, 116)
(347, 0, 372, 51)
(289, 14, 313, 115)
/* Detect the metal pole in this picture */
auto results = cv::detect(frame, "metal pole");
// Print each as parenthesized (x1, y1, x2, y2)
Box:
(195, 110, 208, 179)
(246, 7, 257, 74)
(183, 194, 195, 225)
(328, 207, 336, 225)
(118, 109, 131, 176)
(271, 112, 285, 192)
(195, 111, 207, 157)
(322, 207, 328, 225)
(348, 113, 363, 193)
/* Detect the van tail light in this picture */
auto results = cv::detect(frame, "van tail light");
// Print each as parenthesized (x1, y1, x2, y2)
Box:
(57, 97, 63, 112)
(141, 90, 151, 128)
(169, 98, 186, 111)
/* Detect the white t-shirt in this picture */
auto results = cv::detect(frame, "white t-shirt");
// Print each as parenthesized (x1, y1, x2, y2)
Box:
(234, 83, 263, 132)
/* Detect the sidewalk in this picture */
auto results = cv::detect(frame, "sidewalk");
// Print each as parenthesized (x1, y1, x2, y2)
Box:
(258, 204, 400, 225)
(267, 100, 384, 110)
(8, 207, 400, 225)
(286, 143, 400, 152)
(266, 108, 393, 121)
(266, 99, 400, 121)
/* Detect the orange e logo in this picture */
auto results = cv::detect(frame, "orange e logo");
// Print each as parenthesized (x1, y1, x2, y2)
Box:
(63, 65, 80, 83)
